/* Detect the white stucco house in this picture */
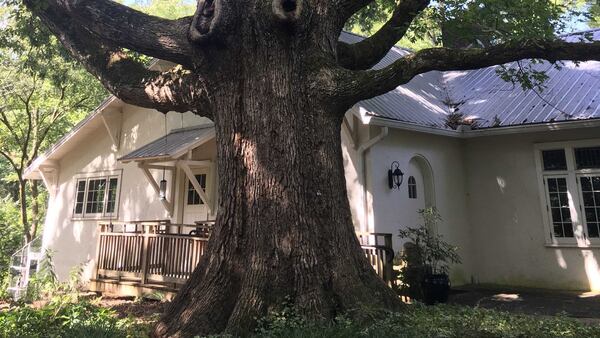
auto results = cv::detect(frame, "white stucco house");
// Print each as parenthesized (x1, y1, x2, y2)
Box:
(17, 29, 600, 296)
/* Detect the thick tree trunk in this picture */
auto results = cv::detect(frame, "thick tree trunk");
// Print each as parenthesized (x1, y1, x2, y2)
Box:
(154, 31, 401, 337)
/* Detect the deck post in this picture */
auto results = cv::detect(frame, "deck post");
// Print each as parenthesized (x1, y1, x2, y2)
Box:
(94, 224, 103, 281)
(140, 225, 150, 285)
(384, 234, 394, 285)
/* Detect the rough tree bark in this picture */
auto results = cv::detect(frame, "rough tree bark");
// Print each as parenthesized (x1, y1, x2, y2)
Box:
(23, 0, 600, 336)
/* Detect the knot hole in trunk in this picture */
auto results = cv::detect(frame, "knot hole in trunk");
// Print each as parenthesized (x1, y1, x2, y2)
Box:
(273, 0, 302, 22)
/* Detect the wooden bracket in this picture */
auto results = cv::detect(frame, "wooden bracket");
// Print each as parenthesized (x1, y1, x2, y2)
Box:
(101, 108, 122, 150)
(177, 160, 212, 214)
(139, 162, 174, 216)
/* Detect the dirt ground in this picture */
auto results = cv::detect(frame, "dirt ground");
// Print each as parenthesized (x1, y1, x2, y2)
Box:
(0, 294, 166, 323)
(96, 296, 167, 321)
(449, 285, 600, 323)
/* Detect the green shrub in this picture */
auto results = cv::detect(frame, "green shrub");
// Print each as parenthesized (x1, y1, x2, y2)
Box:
(254, 304, 600, 338)
(0, 300, 149, 338)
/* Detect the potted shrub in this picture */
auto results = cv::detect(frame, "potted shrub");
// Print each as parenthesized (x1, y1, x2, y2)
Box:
(397, 208, 461, 305)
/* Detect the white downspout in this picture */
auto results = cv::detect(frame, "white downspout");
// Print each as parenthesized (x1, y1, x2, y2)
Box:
(357, 126, 388, 233)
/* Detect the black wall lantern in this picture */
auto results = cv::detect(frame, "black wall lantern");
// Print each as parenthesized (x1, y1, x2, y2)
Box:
(388, 161, 404, 189)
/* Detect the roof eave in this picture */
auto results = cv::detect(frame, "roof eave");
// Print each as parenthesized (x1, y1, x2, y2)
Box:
(24, 96, 120, 179)
(119, 128, 216, 163)
(363, 111, 600, 138)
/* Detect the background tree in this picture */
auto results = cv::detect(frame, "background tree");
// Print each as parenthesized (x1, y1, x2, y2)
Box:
(0, 5, 107, 243)
(20, 0, 600, 336)
(0, 0, 189, 298)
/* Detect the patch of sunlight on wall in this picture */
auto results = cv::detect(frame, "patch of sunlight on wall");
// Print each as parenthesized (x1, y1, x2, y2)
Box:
(582, 250, 600, 292)
(496, 176, 506, 193)
(555, 249, 568, 269)
(72, 222, 84, 244)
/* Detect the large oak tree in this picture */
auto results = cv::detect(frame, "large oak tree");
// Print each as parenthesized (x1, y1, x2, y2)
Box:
(22, 0, 600, 336)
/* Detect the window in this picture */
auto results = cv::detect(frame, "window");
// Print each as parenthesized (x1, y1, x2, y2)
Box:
(408, 176, 417, 199)
(187, 174, 207, 205)
(579, 176, 600, 238)
(537, 141, 600, 244)
(542, 149, 568, 171)
(545, 177, 573, 238)
(575, 147, 600, 170)
(73, 174, 120, 218)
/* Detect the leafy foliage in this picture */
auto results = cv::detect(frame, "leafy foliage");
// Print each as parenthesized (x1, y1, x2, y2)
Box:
(0, 1, 107, 245)
(0, 300, 149, 338)
(125, 0, 196, 19)
(348, 0, 597, 50)
(398, 208, 461, 275)
(251, 304, 600, 338)
(0, 196, 22, 299)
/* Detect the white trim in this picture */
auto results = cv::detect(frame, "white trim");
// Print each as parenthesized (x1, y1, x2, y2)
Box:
(24, 96, 120, 178)
(357, 126, 389, 233)
(74, 169, 123, 179)
(363, 109, 600, 139)
(72, 171, 122, 220)
(534, 139, 600, 246)
(362, 114, 461, 138)
(100, 107, 122, 150)
(178, 161, 212, 212)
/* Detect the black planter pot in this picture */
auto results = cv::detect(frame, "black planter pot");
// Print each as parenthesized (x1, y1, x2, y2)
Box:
(421, 273, 450, 305)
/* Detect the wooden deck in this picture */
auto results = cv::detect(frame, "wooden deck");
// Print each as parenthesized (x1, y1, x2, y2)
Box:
(91, 221, 394, 297)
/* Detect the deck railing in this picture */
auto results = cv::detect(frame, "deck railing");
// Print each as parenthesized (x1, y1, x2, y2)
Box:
(95, 221, 395, 288)
(357, 232, 395, 285)
(7, 237, 43, 300)
(96, 221, 211, 287)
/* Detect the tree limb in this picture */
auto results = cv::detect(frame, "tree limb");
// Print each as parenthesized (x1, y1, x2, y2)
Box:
(24, 0, 195, 67)
(0, 148, 20, 174)
(335, 0, 374, 24)
(27, 2, 210, 116)
(338, 0, 430, 70)
(337, 39, 600, 103)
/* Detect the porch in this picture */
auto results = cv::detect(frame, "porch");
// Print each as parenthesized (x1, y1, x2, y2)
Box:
(90, 221, 395, 298)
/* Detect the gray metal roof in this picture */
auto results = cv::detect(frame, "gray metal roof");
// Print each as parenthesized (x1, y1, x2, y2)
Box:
(341, 29, 600, 129)
(119, 124, 215, 162)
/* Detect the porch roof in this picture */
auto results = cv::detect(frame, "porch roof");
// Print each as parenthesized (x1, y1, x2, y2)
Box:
(119, 124, 215, 163)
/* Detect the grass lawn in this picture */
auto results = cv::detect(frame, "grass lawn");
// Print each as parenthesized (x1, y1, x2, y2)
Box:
(1, 299, 599, 337)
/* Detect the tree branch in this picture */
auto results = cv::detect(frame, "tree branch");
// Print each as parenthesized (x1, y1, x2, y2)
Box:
(24, 0, 195, 67)
(0, 149, 20, 174)
(0, 107, 23, 146)
(337, 0, 430, 70)
(335, 0, 374, 24)
(26, 2, 210, 116)
(337, 39, 600, 103)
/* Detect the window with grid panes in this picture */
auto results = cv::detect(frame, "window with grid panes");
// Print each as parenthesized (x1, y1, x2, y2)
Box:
(538, 143, 600, 243)
(73, 175, 120, 218)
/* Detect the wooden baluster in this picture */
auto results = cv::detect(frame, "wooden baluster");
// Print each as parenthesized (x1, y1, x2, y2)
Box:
(140, 232, 149, 285)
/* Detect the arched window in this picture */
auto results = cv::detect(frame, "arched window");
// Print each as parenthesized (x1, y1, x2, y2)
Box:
(408, 176, 417, 199)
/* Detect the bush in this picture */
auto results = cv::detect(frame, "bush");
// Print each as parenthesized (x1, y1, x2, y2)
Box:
(0, 299, 149, 338)
(254, 304, 600, 338)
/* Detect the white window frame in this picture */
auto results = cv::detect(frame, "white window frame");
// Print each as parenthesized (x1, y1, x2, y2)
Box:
(535, 140, 600, 247)
(72, 170, 122, 220)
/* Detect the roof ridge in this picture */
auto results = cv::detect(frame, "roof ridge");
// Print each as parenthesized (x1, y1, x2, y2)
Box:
(170, 123, 214, 134)
(559, 27, 600, 38)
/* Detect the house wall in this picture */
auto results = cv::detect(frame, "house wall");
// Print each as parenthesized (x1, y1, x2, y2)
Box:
(341, 114, 365, 232)
(366, 127, 472, 286)
(465, 127, 600, 291)
(41, 105, 209, 281)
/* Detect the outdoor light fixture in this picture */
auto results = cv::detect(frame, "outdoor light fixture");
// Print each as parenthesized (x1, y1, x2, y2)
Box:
(388, 161, 404, 189)
(159, 113, 168, 201)
(159, 179, 167, 201)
